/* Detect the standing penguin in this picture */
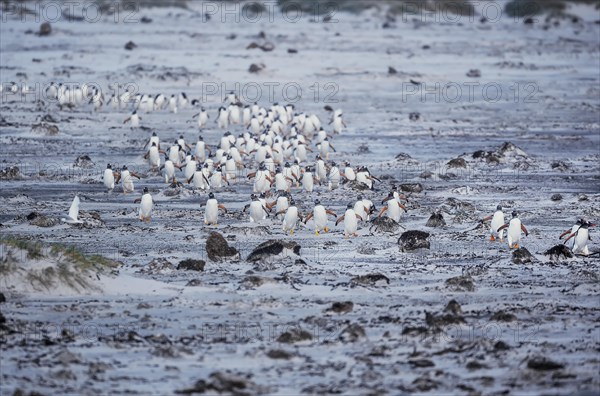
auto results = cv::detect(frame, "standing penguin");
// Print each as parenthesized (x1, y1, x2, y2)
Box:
(335, 203, 360, 238)
(135, 187, 153, 222)
(328, 162, 340, 190)
(559, 218, 583, 249)
(116, 165, 141, 194)
(247, 194, 269, 223)
(341, 161, 356, 182)
(482, 205, 505, 242)
(204, 192, 228, 226)
(280, 198, 300, 235)
(564, 220, 594, 256)
(497, 211, 529, 249)
(303, 199, 337, 235)
(192, 108, 209, 129)
(144, 142, 164, 170)
(103, 163, 118, 193)
(379, 193, 407, 222)
(123, 110, 140, 128)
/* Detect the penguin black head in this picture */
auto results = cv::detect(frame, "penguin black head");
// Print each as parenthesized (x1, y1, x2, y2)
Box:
(132, 110, 137, 115)
(512, 211, 518, 218)
(106, 163, 112, 169)
(208, 192, 215, 199)
(347, 203, 353, 209)
(331, 162, 337, 167)
(179, 135, 184, 139)
(284, 162, 290, 167)
(143, 187, 149, 194)
(314, 199, 321, 205)
(198, 135, 203, 141)
(345, 161, 351, 166)
(289, 199, 296, 206)
(260, 193, 267, 199)
(250, 193, 257, 200)
(497, 205, 502, 211)
(152, 131, 157, 136)
(122, 165, 128, 170)
(357, 195, 363, 201)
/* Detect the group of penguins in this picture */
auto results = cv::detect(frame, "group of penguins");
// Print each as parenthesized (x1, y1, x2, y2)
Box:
(54, 90, 595, 254)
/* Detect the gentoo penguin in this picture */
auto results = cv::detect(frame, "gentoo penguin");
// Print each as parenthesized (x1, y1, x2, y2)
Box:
(228, 102, 241, 125)
(116, 165, 141, 194)
(248, 194, 269, 223)
(482, 205, 505, 242)
(194, 135, 209, 162)
(61, 194, 83, 224)
(302, 166, 316, 193)
(564, 220, 595, 256)
(361, 197, 375, 221)
(154, 93, 166, 110)
(272, 192, 290, 219)
(192, 108, 209, 129)
(224, 91, 239, 104)
(559, 218, 583, 249)
(353, 196, 368, 221)
(379, 192, 407, 222)
(317, 137, 336, 159)
(335, 203, 360, 238)
(217, 106, 229, 129)
(103, 163, 118, 192)
(135, 187, 153, 222)
(356, 166, 379, 190)
(204, 192, 227, 226)
(497, 211, 528, 249)
(123, 110, 140, 128)
(188, 163, 210, 190)
(247, 163, 272, 194)
(328, 162, 340, 190)
(281, 198, 300, 235)
(315, 156, 327, 182)
(331, 111, 346, 134)
(178, 92, 188, 109)
(144, 142, 163, 169)
(303, 199, 337, 235)
(168, 94, 178, 113)
(341, 161, 356, 182)
(160, 157, 181, 184)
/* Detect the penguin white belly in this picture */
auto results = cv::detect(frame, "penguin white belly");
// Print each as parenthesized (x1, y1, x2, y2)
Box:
(184, 162, 196, 181)
(507, 218, 521, 248)
(121, 171, 134, 193)
(295, 146, 307, 162)
(344, 209, 358, 236)
(491, 212, 505, 239)
(249, 202, 266, 223)
(356, 172, 372, 189)
(314, 206, 327, 232)
(139, 194, 153, 220)
(345, 167, 356, 181)
(387, 201, 401, 222)
(573, 229, 589, 255)
(276, 197, 289, 218)
(328, 167, 340, 190)
(195, 144, 206, 162)
(275, 174, 288, 192)
(149, 148, 160, 168)
(103, 170, 114, 190)
(205, 200, 218, 225)
(168, 148, 179, 164)
(302, 173, 314, 193)
(354, 202, 366, 221)
(283, 207, 298, 232)
(164, 162, 175, 183)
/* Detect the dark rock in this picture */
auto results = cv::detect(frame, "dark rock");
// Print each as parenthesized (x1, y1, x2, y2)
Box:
(73, 211, 105, 229)
(466, 69, 481, 78)
(186, 279, 203, 287)
(246, 240, 300, 262)
(494, 341, 510, 351)
(426, 212, 446, 227)
(73, 155, 94, 169)
(472, 150, 493, 159)
(0, 292, 5, 303)
(27, 211, 59, 227)
(447, 157, 467, 168)
(388, 66, 398, 74)
(176, 372, 267, 395)
(38, 22, 52, 36)
(325, 301, 353, 314)
(125, 41, 137, 50)
(578, 194, 588, 201)
(138, 258, 175, 274)
(524, 17, 534, 25)
(409, 359, 435, 368)
(497, 142, 528, 158)
(266, 349, 292, 359)
(544, 244, 573, 261)
(491, 310, 517, 322)
(551, 160, 570, 171)
(140, 16, 152, 23)
(512, 247, 533, 264)
(0, 166, 22, 180)
(287, 48, 298, 54)
(356, 143, 370, 154)
(31, 122, 59, 135)
(277, 328, 312, 343)
(466, 360, 488, 370)
(550, 193, 562, 201)
(527, 357, 564, 371)
(206, 232, 239, 262)
(400, 183, 423, 193)
(369, 217, 400, 233)
(248, 63, 265, 73)
(445, 275, 475, 292)
(347, 180, 371, 191)
(395, 152, 412, 161)
(239, 275, 274, 289)
(419, 171, 434, 179)
(339, 323, 366, 342)
(444, 299, 462, 316)
(351, 273, 390, 287)
(398, 230, 430, 251)
(177, 259, 206, 272)
(409, 112, 420, 121)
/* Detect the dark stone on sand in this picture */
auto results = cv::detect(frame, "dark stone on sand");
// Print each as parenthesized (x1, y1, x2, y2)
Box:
(73, 154, 94, 169)
(177, 259, 206, 272)
(27, 211, 59, 227)
(550, 193, 562, 201)
(410, 359, 435, 368)
(491, 310, 517, 322)
(287, 48, 298, 53)
(445, 275, 475, 292)
(325, 301, 353, 314)
(0, 292, 5, 303)
(239, 275, 273, 289)
(38, 22, 52, 36)
(466, 69, 481, 78)
(277, 328, 312, 343)
(551, 160, 570, 171)
(426, 212, 446, 227)
(125, 41, 137, 50)
(472, 150, 493, 159)
(206, 232, 239, 262)
(388, 66, 398, 74)
(544, 244, 573, 261)
(494, 340, 510, 351)
(140, 16, 152, 23)
(347, 180, 370, 191)
(524, 17, 534, 25)
(395, 152, 412, 161)
(444, 300, 462, 316)
(369, 216, 399, 234)
(512, 247, 533, 264)
(351, 273, 390, 286)
(447, 157, 467, 168)
(186, 279, 203, 287)
(0, 166, 22, 180)
(266, 349, 292, 359)
(339, 323, 366, 342)
(466, 360, 487, 370)
(578, 194, 588, 201)
(248, 63, 265, 73)
(527, 357, 564, 371)
(176, 372, 266, 395)
(400, 183, 423, 193)
(246, 240, 300, 262)
(409, 112, 420, 121)
(31, 122, 59, 135)
(398, 230, 430, 251)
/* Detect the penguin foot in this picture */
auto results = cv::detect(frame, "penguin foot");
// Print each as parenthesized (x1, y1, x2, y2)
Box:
(353, 233, 358, 237)
(324, 227, 330, 233)
(490, 235, 495, 242)
(514, 244, 519, 249)
(315, 230, 320, 236)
